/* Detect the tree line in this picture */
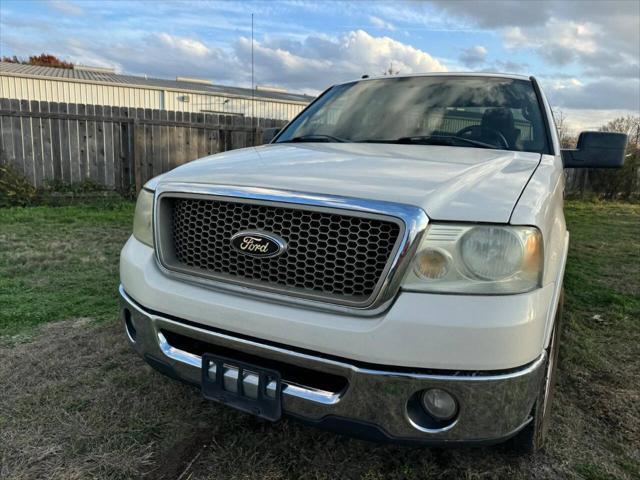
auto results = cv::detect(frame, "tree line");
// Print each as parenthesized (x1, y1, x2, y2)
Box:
(1, 53, 73, 69)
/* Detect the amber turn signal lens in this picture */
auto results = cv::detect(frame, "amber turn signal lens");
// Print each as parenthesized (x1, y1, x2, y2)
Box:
(414, 249, 449, 280)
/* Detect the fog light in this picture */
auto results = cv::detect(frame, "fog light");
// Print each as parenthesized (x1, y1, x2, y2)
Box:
(421, 388, 457, 421)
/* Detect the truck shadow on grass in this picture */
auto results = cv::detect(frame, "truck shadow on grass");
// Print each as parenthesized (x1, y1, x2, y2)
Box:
(2, 314, 637, 480)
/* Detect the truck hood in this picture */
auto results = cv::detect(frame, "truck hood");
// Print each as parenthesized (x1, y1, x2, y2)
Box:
(156, 143, 541, 223)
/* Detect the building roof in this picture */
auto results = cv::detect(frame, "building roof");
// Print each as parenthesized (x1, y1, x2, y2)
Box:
(0, 62, 315, 104)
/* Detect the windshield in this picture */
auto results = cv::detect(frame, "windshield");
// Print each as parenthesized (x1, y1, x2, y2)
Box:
(276, 76, 550, 154)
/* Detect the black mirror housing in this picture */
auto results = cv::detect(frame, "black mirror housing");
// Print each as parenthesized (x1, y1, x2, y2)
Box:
(262, 127, 281, 144)
(562, 131, 627, 169)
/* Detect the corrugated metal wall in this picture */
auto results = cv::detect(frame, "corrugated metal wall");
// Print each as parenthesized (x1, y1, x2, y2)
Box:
(0, 75, 307, 120)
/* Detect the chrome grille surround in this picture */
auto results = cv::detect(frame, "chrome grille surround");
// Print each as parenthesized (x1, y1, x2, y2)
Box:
(153, 183, 429, 314)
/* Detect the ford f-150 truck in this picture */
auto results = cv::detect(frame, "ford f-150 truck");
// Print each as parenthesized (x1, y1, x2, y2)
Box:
(119, 73, 626, 452)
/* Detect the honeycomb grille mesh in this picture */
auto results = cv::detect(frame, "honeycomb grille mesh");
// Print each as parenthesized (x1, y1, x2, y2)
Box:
(168, 198, 402, 304)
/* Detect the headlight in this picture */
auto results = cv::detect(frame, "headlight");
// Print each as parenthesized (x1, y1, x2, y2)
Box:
(403, 224, 542, 294)
(460, 227, 524, 280)
(133, 189, 154, 247)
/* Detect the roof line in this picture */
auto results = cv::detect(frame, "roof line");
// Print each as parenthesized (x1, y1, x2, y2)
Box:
(0, 63, 313, 105)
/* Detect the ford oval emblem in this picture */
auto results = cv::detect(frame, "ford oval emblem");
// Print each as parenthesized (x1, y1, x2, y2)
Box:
(230, 230, 287, 258)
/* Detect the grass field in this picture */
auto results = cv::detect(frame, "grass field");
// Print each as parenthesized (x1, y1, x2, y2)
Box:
(1, 199, 638, 479)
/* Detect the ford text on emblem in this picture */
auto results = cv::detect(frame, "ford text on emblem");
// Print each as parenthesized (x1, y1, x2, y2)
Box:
(230, 230, 287, 258)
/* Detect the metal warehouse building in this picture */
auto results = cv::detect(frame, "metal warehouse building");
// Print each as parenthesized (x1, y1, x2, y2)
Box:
(0, 62, 313, 120)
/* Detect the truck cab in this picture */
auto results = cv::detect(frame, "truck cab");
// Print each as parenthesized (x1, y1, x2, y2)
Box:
(119, 73, 626, 451)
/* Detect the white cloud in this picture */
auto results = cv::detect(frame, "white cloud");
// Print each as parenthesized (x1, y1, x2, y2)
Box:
(428, 0, 552, 28)
(502, 27, 527, 47)
(548, 78, 584, 90)
(65, 38, 123, 71)
(429, 0, 639, 80)
(556, 109, 639, 134)
(541, 75, 639, 132)
(44, 30, 446, 93)
(369, 15, 395, 31)
(156, 33, 211, 57)
(503, 20, 599, 66)
(234, 30, 447, 90)
(83, 33, 237, 82)
(459, 45, 487, 68)
(544, 77, 640, 112)
(49, 0, 84, 16)
(341, 30, 447, 73)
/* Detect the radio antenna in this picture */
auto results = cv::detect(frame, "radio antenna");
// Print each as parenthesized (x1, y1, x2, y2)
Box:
(251, 13, 255, 145)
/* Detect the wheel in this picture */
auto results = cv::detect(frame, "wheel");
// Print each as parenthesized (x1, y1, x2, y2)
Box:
(509, 289, 564, 453)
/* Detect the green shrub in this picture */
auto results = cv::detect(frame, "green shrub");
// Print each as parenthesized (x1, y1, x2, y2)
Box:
(0, 166, 126, 207)
(0, 165, 37, 207)
(40, 178, 108, 194)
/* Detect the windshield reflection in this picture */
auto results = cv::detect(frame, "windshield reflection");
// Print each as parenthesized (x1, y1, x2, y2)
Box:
(277, 76, 549, 154)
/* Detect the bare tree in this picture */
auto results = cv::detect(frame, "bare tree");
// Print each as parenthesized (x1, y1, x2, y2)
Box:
(552, 109, 576, 148)
(599, 116, 640, 146)
(586, 115, 640, 199)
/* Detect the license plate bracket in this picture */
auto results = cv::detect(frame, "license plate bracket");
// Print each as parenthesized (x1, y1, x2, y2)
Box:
(201, 353, 282, 421)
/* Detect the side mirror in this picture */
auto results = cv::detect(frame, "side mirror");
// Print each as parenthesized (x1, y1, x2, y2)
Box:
(262, 127, 281, 144)
(562, 131, 627, 169)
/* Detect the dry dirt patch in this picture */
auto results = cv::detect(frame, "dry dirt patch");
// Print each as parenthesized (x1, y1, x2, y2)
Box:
(0, 319, 216, 480)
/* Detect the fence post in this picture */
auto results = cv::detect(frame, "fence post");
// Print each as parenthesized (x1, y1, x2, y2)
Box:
(580, 169, 588, 198)
(119, 107, 132, 195)
(133, 119, 145, 193)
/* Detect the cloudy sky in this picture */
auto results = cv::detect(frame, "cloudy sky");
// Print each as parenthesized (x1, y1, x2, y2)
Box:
(1, 0, 638, 132)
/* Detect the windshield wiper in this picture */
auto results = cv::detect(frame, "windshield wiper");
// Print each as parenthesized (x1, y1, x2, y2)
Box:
(361, 135, 499, 149)
(279, 134, 346, 143)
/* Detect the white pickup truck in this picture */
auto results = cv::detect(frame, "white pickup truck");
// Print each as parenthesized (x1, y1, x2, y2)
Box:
(119, 73, 626, 451)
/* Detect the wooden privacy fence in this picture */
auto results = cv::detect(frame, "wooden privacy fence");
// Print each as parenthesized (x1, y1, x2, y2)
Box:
(3, 97, 637, 199)
(0, 98, 287, 193)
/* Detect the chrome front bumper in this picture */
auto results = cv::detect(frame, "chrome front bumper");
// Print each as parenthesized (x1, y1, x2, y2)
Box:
(120, 286, 545, 444)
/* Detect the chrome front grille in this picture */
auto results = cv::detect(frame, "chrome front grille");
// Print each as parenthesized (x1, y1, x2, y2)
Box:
(154, 185, 429, 312)
(163, 196, 402, 306)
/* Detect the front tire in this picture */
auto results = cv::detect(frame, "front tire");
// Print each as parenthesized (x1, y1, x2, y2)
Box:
(509, 290, 564, 453)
